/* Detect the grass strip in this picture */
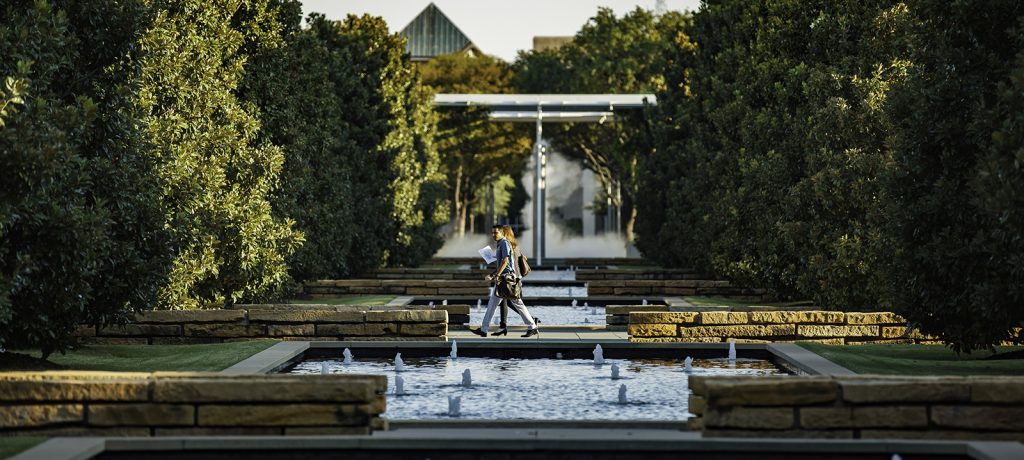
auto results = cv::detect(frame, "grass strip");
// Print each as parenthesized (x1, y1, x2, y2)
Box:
(798, 343, 1024, 376)
(0, 437, 46, 459)
(15, 340, 277, 372)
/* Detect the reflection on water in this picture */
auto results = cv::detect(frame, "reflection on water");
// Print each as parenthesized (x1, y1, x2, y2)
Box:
(288, 356, 782, 420)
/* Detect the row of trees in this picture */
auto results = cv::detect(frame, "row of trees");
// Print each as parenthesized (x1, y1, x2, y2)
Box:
(0, 0, 443, 355)
(636, 0, 1024, 352)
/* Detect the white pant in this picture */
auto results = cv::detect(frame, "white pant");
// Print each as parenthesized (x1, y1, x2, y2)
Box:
(480, 287, 536, 332)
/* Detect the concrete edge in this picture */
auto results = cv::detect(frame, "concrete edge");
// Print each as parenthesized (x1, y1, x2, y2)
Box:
(967, 441, 1024, 460)
(220, 341, 309, 375)
(8, 437, 105, 460)
(29, 435, 1024, 460)
(386, 296, 414, 306)
(766, 343, 856, 376)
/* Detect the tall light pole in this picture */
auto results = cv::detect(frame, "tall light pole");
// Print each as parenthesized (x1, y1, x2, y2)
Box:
(533, 109, 545, 266)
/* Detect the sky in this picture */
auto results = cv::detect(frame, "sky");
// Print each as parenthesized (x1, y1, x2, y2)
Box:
(300, 0, 702, 62)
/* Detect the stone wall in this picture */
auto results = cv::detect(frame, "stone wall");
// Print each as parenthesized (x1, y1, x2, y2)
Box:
(75, 307, 450, 345)
(576, 269, 701, 281)
(628, 311, 932, 344)
(305, 279, 489, 297)
(688, 375, 1024, 441)
(368, 268, 489, 280)
(606, 305, 669, 331)
(0, 371, 386, 436)
(587, 280, 766, 299)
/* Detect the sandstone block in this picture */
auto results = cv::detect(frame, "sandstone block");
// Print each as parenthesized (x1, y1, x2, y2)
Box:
(629, 312, 698, 324)
(678, 324, 795, 338)
(248, 310, 364, 323)
(840, 379, 970, 403)
(702, 429, 853, 439)
(970, 377, 1024, 403)
(155, 427, 282, 436)
(88, 403, 194, 426)
(154, 376, 385, 403)
(663, 288, 698, 295)
(98, 324, 181, 336)
(198, 404, 369, 427)
(931, 406, 1024, 430)
(852, 406, 928, 428)
(0, 404, 83, 427)
(703, 407, 794, 429)
(797, 325, 878, 338)
(627, 323, 677, 337)
(185, 324, 266, 338)
(406, 288, 438, 295)
(328, 280, 382, 287)
(151, 337, 221, 345)
(136, 310, 245, 323)
(688, 395, 705, 415)
(366, 310, 446, 322)
(432, 305, 470, 315)
(881, 326, 933, 339)
(614, 287, 652, 295)
(699, 312, 749, 325)
(750, 311, 845, 324)
(399, 323, 447, 336)
(316, 323, 393, 336)
(706, 377, 837, 406)
(686, 417, 703, 431)
(607, 316, 629, 325)
(663, 280, 699, 288)
(587, 287, 614, 295)
(0, 379, 148, 402)
(844, 312, 904, 325)
(799, 407, 853, 429)
(628, 337, 684, 343)
(79, 337, 149, 345)
(267, 324, 315, 337)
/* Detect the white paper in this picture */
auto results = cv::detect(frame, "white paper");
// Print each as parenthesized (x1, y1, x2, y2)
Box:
(478, 246, 497, 264)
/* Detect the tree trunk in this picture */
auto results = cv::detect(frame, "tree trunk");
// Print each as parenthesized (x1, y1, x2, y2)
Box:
(453, 165, 465, 236)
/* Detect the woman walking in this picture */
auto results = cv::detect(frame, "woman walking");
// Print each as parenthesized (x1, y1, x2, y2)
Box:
(471, 225, 539, 338)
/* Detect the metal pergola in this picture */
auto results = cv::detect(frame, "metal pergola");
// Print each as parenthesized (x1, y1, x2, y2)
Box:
(433, 94, 657, 266)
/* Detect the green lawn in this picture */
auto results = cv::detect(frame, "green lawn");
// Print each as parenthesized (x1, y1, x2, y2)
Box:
(14, 341, 277, 372)
(0, 437, 46, 459)
(799, 343, 1024, 376)
(290, 295, 395, 306)
(683, 296, 814, 308)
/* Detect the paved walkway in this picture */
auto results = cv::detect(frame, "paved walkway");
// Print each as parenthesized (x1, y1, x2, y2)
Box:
(447, 327, 628, 341)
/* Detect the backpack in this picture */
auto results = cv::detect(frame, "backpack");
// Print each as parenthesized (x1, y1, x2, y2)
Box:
(516, 250, 531, 277)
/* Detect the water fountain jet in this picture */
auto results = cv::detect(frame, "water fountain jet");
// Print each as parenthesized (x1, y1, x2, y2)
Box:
(684, 356, 693, 373)
(618, 384, 627, 404)
(442, 299, 448, 305)
(395, 376, 405, 395)
(320, 362, 330, 375)
(342, 348, 353, 365)
(450, 340, 458, 360)
(448, 395, 461, 416)
(593, 344, 605, 365)
(394, 353, 405, 372)
(728, 339, 737, 361)
(611, 363, 621, 380)
(462, 369, 472, 387)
